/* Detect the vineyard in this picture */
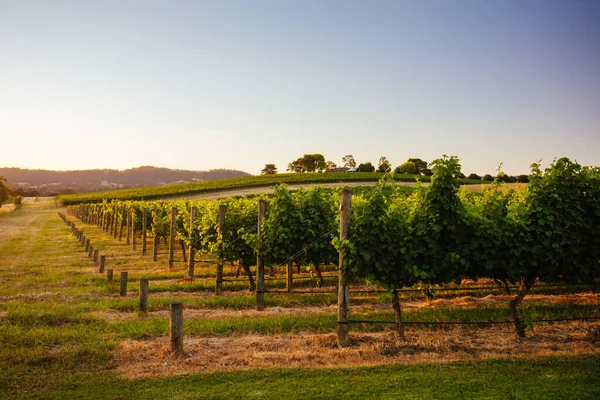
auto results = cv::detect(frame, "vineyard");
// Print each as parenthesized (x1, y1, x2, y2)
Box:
(57, 171, 483, 205)
(2, 156, 600, 398)
(63, 156, 600, 340)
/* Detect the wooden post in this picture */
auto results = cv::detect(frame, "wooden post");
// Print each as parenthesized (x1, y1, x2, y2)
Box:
(132, 212, 137, 251)
(188, 207, 197, 278)
(119, 206, 125, 241)
(139, 278, 149, 313)
(113, 207, 118, 238)
(153, 235, 159, 262)
(85, 238, 90, 252)
(126, 209, 131, 245)
(256, 200, 266, 310)
(168, 207, 177, 270)
(337, 189, 352, 347)
(287, 261, 293, 292)
(93, 249, 99, 264)
(142, 208, 147, 256)
(80, 234, 86, 247)
(107, 269, 113, 281)
(88, 245, 94, 258)
(120, 272, 128, 297)
(99, 255, 106, 273)
(215, 205, 226, 295)
(170, 302, 184, 355)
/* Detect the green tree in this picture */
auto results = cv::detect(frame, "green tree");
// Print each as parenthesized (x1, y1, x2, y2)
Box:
(394, 161, 417, 175)
(377, 156, 391, 173)
(342, 155, 356, 168)
(261, 164, 278, 175)
(0, 176, 11, 208)
(325, 161, 337, 170)
(287, 154, 327, 173)
(468, 173, 481, 180)
(407, 158, 429, 175)
(357, 162, 375, 172)
(483, 174, 494, 181)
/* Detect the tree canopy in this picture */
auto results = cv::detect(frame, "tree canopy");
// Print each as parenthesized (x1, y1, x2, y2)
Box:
(287, 154, 327, 173)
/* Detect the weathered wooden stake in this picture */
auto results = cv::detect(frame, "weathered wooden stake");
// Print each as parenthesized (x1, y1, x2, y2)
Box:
(188, 207, 197, 278)
(216, 205, 226, 295)
(93, 249, 99, 264)
(132, 212, 137, 251)
(139, 278, 149, 313)
(256, 200, 266, 310)
(120, 272, 128, 297)
(88, 245, 94, 258)
(170, 302, 184, 355)
(85, 238, 90, 252)
(119, 206, 126, 241)
(99, 255, 106, 273)
(337, 189, 352, 347)
(126, 209, 131, 245)
(142, 208, 147, 256)
(113, 208, 118, 238)
(153, 235, 159, 262)
(107, 269, 113, 281)
(168, 207, 177, 270)
(287, 261, 294, 292)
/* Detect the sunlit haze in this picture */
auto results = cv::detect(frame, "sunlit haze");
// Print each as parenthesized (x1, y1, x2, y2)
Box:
(1, 0, 599, 175)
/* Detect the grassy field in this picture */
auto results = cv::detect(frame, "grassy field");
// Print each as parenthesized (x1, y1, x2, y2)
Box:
(1, 203, 599, 399)
(57, 172, 485, 204)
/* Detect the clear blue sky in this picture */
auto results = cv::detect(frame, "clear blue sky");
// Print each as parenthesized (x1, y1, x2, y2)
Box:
(1, 0, 599, 175)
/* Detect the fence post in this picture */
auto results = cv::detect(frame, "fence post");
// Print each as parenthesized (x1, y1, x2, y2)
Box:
(126, 209, 131, 245)
(93, 249, 99, 264)
(169, 207, 177, 270)
(287, 261, 293, 292)
(188, 207, 197, 278)
(88, 245, 94, 258)
(85, 238, 90, 253)
(139, 278, 149, 313)
(132, 212, 137, 251)
(170, 302, 184, 355)
(142, 208, 147, 256)
(99, 255, 106, 273)
(120, 272, 128, 297)
(113, 207, 119, 238)
(107, 269, 113, 281)
(337, 189, 352, 347)
(215, 205, 226, 295)
(119, 206, 125, 241)
(256, 200, 266, 311)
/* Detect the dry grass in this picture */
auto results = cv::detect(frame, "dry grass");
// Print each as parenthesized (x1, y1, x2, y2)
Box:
(115, 320, 600, 378)
(86, 293, 600, 322)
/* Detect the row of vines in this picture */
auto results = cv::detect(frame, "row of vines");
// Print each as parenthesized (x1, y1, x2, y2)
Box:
(67, 156, 600, 338)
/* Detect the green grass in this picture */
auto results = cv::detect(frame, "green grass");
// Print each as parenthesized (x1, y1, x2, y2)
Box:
(58, 172, 483, 204)
(4, 355, 599, 399)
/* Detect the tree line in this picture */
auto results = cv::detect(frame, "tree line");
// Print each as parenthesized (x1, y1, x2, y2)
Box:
(262, 154, 529, 182)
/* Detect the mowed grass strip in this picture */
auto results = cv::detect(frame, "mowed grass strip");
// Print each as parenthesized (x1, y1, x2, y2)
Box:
(5, 355, 600, 400)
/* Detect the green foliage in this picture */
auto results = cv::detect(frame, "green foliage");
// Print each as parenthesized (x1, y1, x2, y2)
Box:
(261, 164, 278, 175)
(0, 175, 11, 208)
(357, 162, 375, 172)
(395, 161, 417, 175)
(483, 174, 494, 181)
(287, 154, 327, 173)
(468, 173, 481, 180)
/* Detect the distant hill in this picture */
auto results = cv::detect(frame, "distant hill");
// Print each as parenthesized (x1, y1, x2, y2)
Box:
(0, 166, 251, 196)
